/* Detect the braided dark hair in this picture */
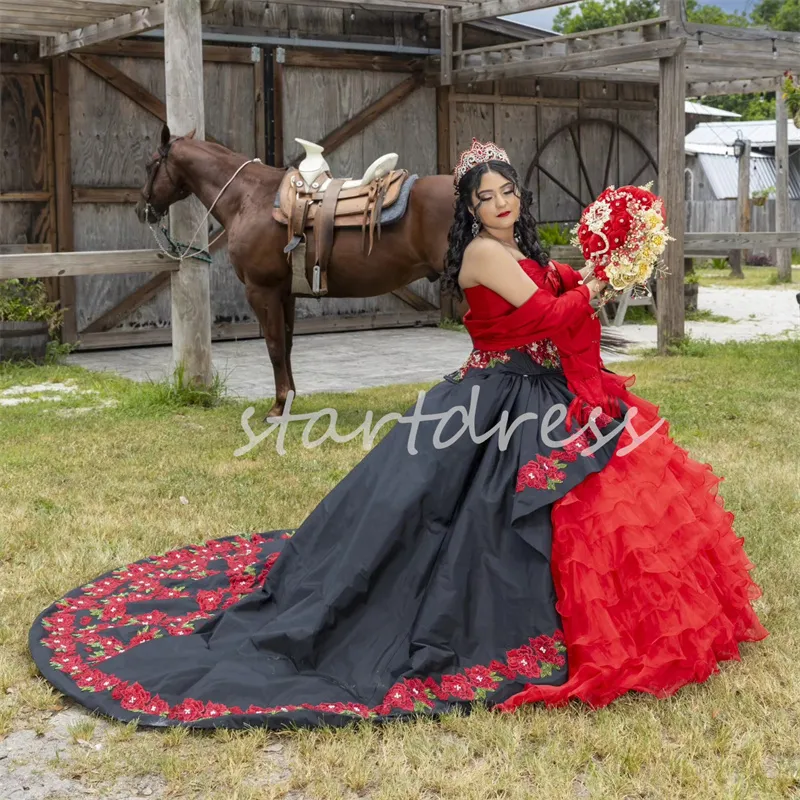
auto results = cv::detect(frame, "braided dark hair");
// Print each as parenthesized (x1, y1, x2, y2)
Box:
(441, 160, 549, 302)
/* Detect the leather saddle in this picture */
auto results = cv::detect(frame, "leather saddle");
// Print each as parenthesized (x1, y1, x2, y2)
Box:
(272, 140, 411, 297)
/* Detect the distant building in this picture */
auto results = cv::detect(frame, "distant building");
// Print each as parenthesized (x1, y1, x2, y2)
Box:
(685, 119, 800, 202)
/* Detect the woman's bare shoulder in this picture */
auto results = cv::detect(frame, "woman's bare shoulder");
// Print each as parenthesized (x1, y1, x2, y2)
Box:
(459, 237, 518, 288)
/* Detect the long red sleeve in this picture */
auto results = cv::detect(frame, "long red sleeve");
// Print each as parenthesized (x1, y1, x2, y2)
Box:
(550, 259, 583, 292)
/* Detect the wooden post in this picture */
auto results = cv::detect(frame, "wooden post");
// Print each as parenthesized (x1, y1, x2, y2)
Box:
(164, 0, 212, 387)
(775, 78, 792, 282)
(52, 55, 77, 344)
(729, 138, 750, 278)
(441, 7, 453, 86)
(656, 3, 685, 354)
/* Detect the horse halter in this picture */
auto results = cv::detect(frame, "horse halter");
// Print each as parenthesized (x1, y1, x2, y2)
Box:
(142, 137, 191, 219)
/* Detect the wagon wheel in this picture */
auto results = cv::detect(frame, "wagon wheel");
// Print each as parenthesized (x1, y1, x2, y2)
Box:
(525, 118, 658, 225)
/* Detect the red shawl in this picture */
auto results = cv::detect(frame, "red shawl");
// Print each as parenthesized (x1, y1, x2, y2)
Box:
(462, 261, 634, 430)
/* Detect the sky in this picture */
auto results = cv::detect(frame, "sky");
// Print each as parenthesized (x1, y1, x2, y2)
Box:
(508, 0, 757, 33)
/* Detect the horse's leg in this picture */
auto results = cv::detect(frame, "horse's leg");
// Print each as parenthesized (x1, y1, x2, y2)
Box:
(246, 283, 291, 419)
(282, 291, 296, 392)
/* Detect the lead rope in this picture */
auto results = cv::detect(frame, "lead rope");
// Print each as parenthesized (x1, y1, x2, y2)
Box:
(148, 157, 261, 263)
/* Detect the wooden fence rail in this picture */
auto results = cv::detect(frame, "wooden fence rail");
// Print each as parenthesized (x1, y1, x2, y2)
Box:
(0, 250, 177, 280)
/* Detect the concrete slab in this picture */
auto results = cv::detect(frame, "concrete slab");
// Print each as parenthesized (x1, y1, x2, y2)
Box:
(65, 286, 799, 401)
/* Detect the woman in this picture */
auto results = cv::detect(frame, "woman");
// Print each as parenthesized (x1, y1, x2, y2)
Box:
(29, 140, 767, 729)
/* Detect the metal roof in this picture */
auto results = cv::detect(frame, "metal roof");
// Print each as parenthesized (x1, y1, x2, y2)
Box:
(685, 101, 741, 118)
(685, 120, 800, 153)
(696, 152, 800, 200)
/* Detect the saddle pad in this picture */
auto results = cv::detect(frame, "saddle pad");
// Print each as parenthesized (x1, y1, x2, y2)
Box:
(273, 174, 418, 229)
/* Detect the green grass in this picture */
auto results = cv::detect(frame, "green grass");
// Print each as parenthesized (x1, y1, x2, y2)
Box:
(695, 265, 800, 289)
(1, 340, 800, 799)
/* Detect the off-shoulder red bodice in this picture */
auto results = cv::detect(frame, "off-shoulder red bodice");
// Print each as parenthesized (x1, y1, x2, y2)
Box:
(462, 258, 584, 321)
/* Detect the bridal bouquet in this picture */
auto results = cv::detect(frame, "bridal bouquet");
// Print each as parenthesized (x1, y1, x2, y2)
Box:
(571, 183, 672, 305)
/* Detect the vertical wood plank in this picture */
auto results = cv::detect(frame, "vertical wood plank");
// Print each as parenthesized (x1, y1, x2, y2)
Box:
(775, 78, 791, 282)
(273, 48, 284, 167)
(656, 10, 685, 353)
(43, 68, 59, 304)
(52, 55, 77, 343)
(440, 7, 453, 87)
(436, 85, 451, 175)
(165, 0, 212, 386)
(253, 46, 266, 161)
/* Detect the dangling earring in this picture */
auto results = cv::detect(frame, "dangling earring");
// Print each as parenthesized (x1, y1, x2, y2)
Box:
(471, 218, 480, 237)
(513, 222, 521, 244)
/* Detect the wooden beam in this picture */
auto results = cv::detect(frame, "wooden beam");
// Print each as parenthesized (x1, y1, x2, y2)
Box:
(656, 10, 685, 353)
(452, 39, 683, 84)
(452, 91, 656, 109)
(0, 243, 52, 255)
(280, 49, 422, 72)
(72, 186, 141, 203)
(684, 232, 800, 249)
(165, 0, 212, 387)
(52, 54, 77, 344)
(0, 250, 177, 279)
(44, 68, 59, 305)
(0, 191, 51, 202)
(683, 21, 800, 44)
(445, 0, 577, 24)
(0, 61, 49, 73)
(775, 78, 792, 283)
(288, 73, 423, 167)
(79, 39, 256, 62)
(688, 77, 786, 96)
(40, 4, 166, 58)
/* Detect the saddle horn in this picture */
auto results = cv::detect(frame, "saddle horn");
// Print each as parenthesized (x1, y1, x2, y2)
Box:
(295, 138, 331, 190)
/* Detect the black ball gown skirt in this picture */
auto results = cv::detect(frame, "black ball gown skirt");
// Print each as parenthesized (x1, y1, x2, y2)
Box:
(28, 348, 627, 729)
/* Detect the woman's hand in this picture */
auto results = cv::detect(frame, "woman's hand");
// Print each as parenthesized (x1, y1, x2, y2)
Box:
(578, 264, 594, 281)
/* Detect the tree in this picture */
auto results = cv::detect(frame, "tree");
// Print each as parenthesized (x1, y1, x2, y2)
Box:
(751, 0, 800, 31)
(552, 0, 749, 34)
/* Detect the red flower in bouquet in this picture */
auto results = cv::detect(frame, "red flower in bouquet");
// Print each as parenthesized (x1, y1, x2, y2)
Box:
(571, 183, 672, 298)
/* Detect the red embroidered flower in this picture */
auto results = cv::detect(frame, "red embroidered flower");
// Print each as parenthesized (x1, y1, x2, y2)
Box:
(507, 646, 542, 678)
(529, 635, 566, 667)
(439, 674, 475, 700)
(423, 676, 449, 701)
(129, 629, 159, 648)
(516, 461, 547, 492)
(117, 682, 151, 711)
(79, 616, 92, 626)
(404, 678, 434, 706)
(96, 673, 122, 692)
(75, 668, 105, 690)
(383, 683, 415, 711)
(138, 610, 167, 626)
(316, 702, 348, 714)
(143, 696, 169, 716)
(465, 665, 501, 690)
(203, 701, 230, 718)
(345, 703, 371, 717)
(196, 590, 225, 613)
(489, 659, 516, 680)
(245, 705, 268, 715)
(101, 601, 127, 621)
(168, 698, 207, 722)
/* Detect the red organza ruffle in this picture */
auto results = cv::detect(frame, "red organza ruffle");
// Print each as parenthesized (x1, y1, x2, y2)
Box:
(498, 384, 768, 711)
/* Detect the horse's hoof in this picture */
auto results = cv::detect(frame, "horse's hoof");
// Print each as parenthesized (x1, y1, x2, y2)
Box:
(264, 407, 284, 422)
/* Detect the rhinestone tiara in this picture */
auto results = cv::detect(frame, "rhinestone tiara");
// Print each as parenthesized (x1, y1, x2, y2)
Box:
(453, 137, 511, 187)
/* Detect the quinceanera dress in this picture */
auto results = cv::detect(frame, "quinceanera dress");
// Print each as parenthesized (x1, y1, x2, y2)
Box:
(28, 258, 767, 729)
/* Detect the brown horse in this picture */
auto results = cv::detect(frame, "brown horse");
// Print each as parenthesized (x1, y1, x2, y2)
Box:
(135, 124, 455, 417)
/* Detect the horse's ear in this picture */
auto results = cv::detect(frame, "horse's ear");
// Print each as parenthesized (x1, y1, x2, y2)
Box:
(185, 128, 196, 140)
(160, 124, 171, 148)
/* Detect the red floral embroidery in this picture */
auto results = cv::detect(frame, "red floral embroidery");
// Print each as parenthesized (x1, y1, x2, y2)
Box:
(38, 531, 566, 724)
(450, 338, 561, 383)
(516, 433, 597, 493)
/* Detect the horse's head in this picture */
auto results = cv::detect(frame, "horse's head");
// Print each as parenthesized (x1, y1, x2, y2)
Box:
(135, 124, 194, 224)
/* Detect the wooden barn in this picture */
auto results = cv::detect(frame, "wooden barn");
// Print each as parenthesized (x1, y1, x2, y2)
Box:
(0, 0, 797, 367)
